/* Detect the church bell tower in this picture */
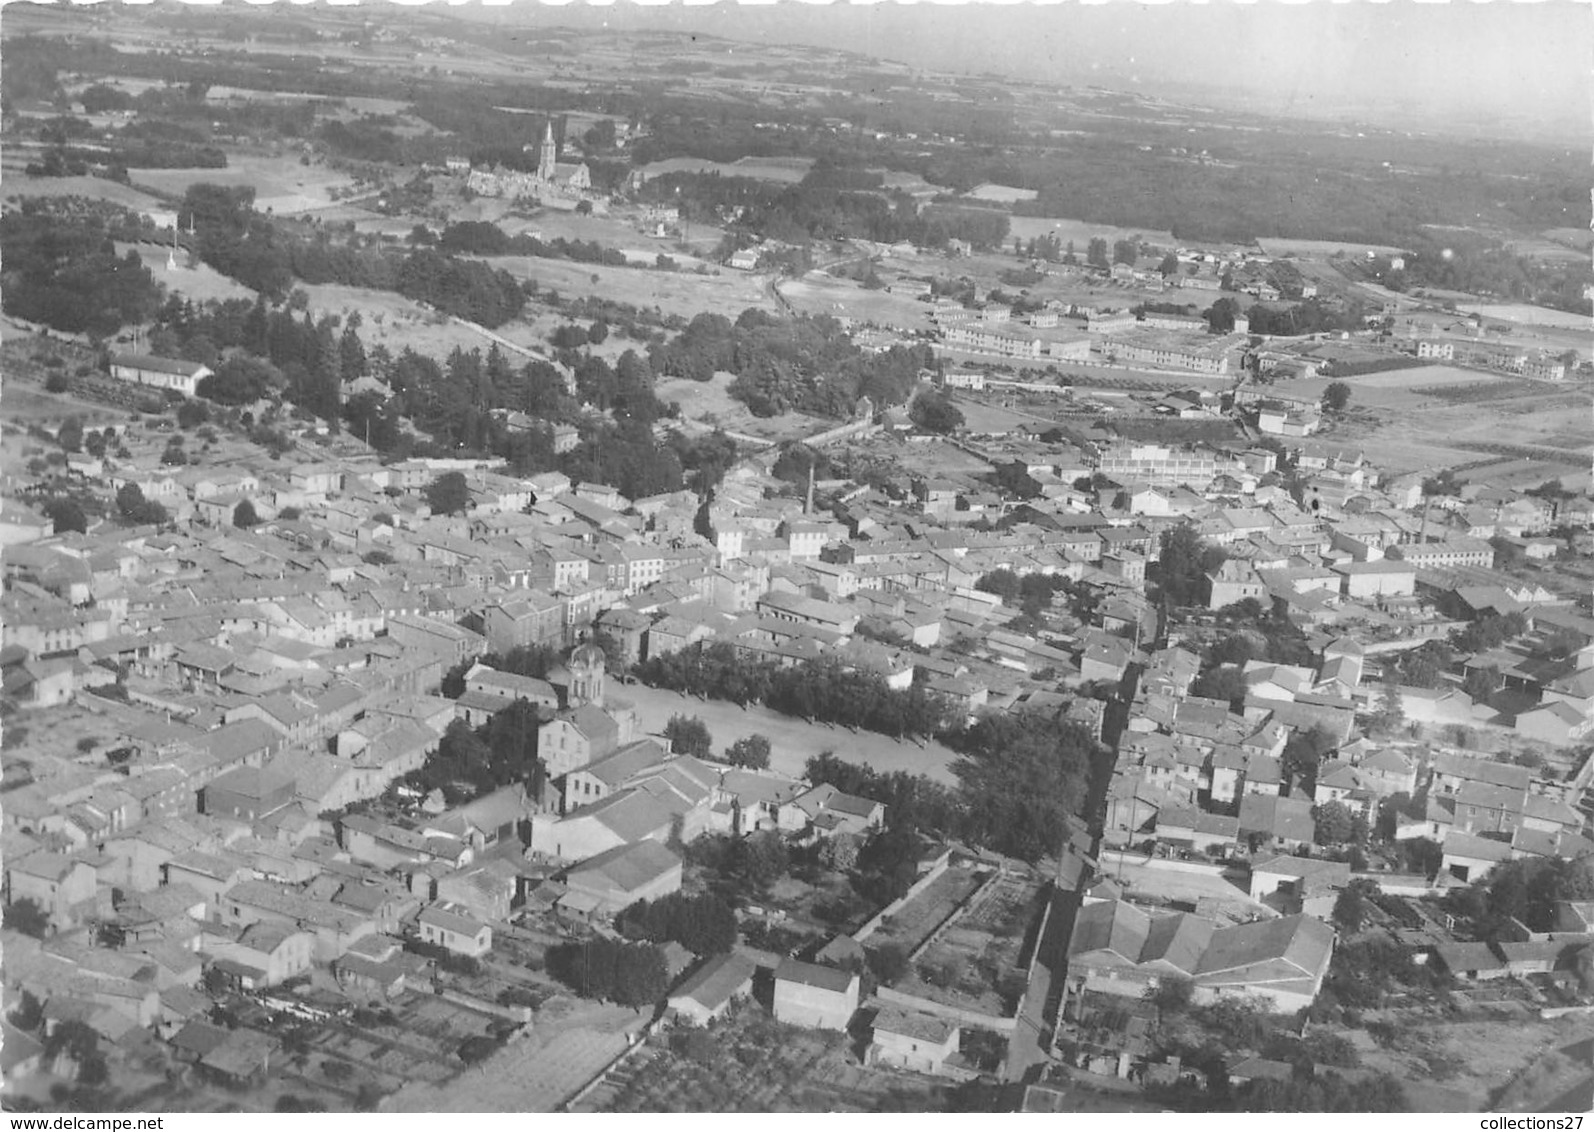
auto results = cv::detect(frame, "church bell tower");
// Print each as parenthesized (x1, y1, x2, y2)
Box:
(538, 121, 557, 182)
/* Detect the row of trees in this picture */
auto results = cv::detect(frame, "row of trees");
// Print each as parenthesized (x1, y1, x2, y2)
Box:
(634, 643, 953, 740)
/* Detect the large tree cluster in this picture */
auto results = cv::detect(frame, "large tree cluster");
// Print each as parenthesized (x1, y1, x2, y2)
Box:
(1, 202, 164, 336)
(545, 936, 669, 1007)
(635, 644, 951, 739)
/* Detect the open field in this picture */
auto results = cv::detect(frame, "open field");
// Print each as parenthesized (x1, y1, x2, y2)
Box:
(1257, 236, 1407, 258)
(129, 154, 358, 215)
(637, 155, 814, 183)
(352, 214, 428, 238)
(1, 375, 125, 428)
(1275, 365, 1495, 410)
(778, 273, 936, 330)
(968, 183, 1037, 204)
(950, 394, 1064, 436)
(1007, 216, 1178, 248)
(653, 371, 826, 443)
(617, 682, 961, 785)
(482, 255, 772, 322)
(514, 206, 729, 256)
(1542, 227, 1594, 251)
(1348, 364, 1507, 390)
(874, 169, 941, 196)
(653, 372, 752, 425)
(279, 281, 555, 362)
(1503, 236, 1589, 264)
(115, 242, 257, 305)
(1, 174, 171, 212)
(1456, 303, 1591, 330)
(1315, 367, 1594, 472)
(1271, 362, 1594, 471)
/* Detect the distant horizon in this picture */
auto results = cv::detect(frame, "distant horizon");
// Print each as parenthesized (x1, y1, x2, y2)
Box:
(442, 0, 1591, 147)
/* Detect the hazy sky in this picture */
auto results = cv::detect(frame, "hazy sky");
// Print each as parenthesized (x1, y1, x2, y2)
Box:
(486, 0, 1591, 140)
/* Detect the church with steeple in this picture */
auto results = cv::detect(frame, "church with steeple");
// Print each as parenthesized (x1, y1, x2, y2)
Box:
(465, 119, 592, 201)
(535, 121, 591, 194)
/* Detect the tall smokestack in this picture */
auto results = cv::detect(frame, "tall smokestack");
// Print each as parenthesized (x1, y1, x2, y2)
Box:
(805, 462, 815, 516)
(1418, 495, 1431, 545)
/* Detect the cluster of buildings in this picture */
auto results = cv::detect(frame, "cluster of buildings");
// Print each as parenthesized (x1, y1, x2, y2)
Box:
(5, 319, 1594, 1096)
(1414, 335, 1570, 382)
(923, 293, 1249, 375)
(462, 123, 594, 202)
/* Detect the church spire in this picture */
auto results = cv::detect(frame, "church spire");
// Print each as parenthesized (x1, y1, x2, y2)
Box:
(539, 121, 557, 182)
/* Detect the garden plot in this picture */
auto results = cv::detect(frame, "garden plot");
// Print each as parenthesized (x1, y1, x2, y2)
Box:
(869, 865, 989, 957)
(911, 873, 1045, 1014)
(598, 1005, 868, 1112)
(898, 870, 1047, 1017)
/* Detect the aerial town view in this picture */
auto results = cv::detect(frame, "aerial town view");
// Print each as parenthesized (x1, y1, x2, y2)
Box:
(0, 0, 1590, 1118)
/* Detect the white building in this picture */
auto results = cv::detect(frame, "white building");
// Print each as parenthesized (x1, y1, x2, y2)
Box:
(109, 354, 211, 398)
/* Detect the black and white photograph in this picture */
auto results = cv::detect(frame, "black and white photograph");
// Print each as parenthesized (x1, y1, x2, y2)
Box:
(0, 0, 1590, 1117)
